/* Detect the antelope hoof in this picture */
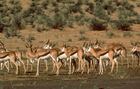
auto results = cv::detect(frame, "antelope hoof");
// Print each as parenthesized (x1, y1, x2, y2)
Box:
(68, 72, 71, 75)
(16, 72, 19, 75)
(81, 71, 84, 74)
(87, 71, 90, 74)
(76, 69, 80, 72)
(35, 73, 39, 77)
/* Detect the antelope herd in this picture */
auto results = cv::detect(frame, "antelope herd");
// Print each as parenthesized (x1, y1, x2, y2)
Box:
(0, 39, 139, 77)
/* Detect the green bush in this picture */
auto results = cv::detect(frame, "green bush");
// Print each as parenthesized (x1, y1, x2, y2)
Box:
(79, 30, 86, 35)
(136, 33, 140, 37)
(68, 38, 72, 42)
(48, 14, 66, 30)
(89, 18, 107, 31)
(78, 36, 89, 41)
(123, 32, 133, 37)
(85, 2, 94, 14)
(136, 3, 140, 7)
(26, 34, 35, 42)
(106, 32, 116, 38)
(114, 19, 132, 31)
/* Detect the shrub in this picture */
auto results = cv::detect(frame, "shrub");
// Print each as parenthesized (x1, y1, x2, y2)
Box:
(79, 30, 86, 35)
(85, 2, 94, 14)
(36, 26, 46, 32)
(136, 3, 140, 7)
(136, 33, 140, 37)
(106, 32, 116, 38)
(114, 20, 132, 31)
(94, 2, 109, 20)
(123, 32, 133, 37)
(26, 34, 35, 42)
(41, 1, 49, 9)
(68, 4, 82, 13)
(68, 38, 72, 42)
(89, 18, 107, 31)
(78, 36, 89, 41)
(48, 14, 66, 30)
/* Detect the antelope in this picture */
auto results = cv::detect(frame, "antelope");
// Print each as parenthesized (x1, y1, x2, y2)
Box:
(131, 46, 140, 66)
(59, 42, 90, 74)
(26, 40, 58, 72)
(93, 39, 128, 67)
(25, 42, 63, 76)
(0, 40, 26, 74)
(0, 51, 20, 74)
(131, 42, 140, 66)
(86, 43, 120, 75)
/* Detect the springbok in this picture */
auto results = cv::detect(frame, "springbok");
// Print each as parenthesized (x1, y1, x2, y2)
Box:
(86, 43, 120, 75)
(131, 42, 140, 66)
(93, 40, 128, 67)
(59, 42, 90, 74)
(0, 51, 20, 74)
(0, 41, 26, 74)
(25, 42, 63, 76)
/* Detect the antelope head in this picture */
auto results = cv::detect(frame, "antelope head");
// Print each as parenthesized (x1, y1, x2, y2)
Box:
(130, 41, 140, 53)
(43, 39, 51, 49)
(0, 40, 5, 48)
(62, 43, 67, 52)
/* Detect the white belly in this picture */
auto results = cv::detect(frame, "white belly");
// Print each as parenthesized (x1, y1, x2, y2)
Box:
(39, 54, 50, 60)
(58, 53, 67, 59)
(0, 56, 10, 61)
(70, 53, 78, 59)
(100, 53, 109, 60)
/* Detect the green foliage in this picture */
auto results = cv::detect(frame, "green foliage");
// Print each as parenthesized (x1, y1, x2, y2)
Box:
(123, 32, 133, 37)
(0, 0, 140, 36)
(78, 36, 89, 41)
(89, 18, 107, 31)
(48, 14, 66, 30)
(136, 3, 140, 7)
(94, 2, 109, 20)
(85, 2, 94, 14)
(136, 33, 140, 36)
(68, 38, 72, 42)
(26, 34, 35, 42)
(106, 32, 116, 38)
(114, 19, 132, 31)
(79, 30, 86, 35)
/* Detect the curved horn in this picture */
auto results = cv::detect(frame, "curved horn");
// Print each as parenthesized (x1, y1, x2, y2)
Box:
(63, 43, 67, 48)
(83, 41, 86, 47)
(95, 39, 98, 45)
(0, 40, 5, 48)
(45, 39, 50, 44)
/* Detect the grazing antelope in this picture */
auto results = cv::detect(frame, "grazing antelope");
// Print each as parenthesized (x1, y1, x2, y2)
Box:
(25, 42, 63, 76)
(86, 43, 120, 75)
